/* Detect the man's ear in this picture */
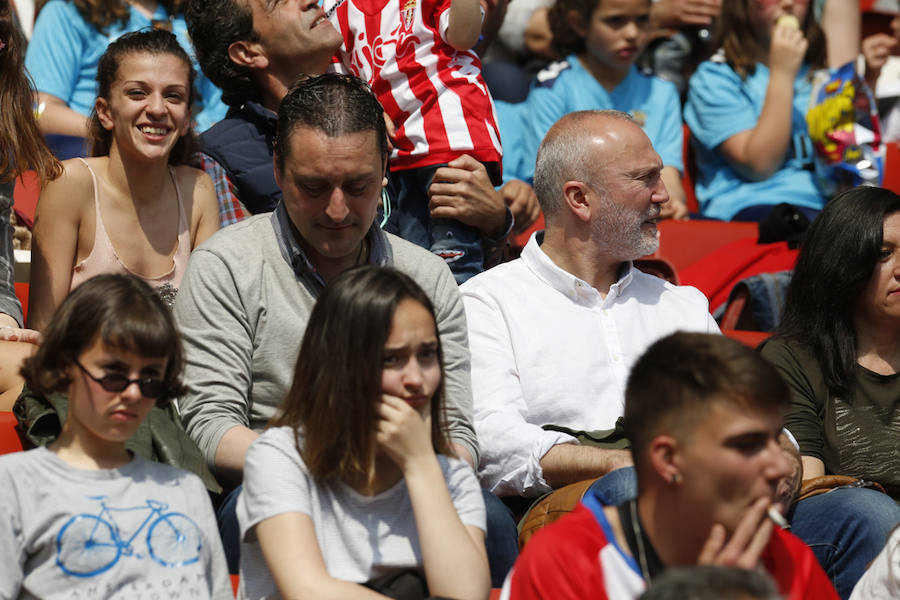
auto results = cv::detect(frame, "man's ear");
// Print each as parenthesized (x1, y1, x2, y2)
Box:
(562, 180, 592, 223)
(648, 435, 681, 485)
(95, 97, 114, 131)
(273, 153, 283, 189)
(567, 9, 587, 39)
(228, 39, 269, 70)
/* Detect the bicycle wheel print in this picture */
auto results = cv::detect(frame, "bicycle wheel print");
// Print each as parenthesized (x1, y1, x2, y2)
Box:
(56, 514, 121, 577)
(147, 512, 202, 567)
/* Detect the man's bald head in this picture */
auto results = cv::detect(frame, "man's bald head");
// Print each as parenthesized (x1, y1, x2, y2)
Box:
(533, 110, 638, 222)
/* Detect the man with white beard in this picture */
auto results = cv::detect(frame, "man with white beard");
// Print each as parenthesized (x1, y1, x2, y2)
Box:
(461, 110, 719, 500)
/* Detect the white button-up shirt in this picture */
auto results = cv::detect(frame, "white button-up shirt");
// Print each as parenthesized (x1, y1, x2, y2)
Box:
(461, 233, 719, 497)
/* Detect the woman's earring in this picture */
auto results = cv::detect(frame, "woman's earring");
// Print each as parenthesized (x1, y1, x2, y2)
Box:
(671, 473, 680, 484)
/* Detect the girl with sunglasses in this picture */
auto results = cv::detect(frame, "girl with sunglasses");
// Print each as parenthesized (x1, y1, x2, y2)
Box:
(0, 273, 230, 599)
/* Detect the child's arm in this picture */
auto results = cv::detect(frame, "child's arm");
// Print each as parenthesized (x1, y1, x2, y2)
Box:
(35, 93, 90, 138)
(821, 0, 860, 69)
(377, 394, 491, 600)
(446, 0, 484, 51)
(256, 513, 392, 599)
(717, 22, 808, 181)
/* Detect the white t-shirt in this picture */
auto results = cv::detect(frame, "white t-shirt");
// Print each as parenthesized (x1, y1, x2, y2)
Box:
(850, 526, 900, 600)
(237, 426, 485, 599)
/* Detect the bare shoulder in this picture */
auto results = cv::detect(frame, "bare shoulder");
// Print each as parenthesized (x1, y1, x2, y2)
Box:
(173, 165, 219, 242)
(173, 164, 214, 193)
(36, 158, 96, 218)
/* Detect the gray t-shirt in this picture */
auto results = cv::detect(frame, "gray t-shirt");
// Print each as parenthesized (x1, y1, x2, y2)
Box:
(236, 426, 485, 599)
(0, 447, 231, 599)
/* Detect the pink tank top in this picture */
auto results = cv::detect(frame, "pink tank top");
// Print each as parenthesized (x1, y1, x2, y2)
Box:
(70, 158, 191, 307)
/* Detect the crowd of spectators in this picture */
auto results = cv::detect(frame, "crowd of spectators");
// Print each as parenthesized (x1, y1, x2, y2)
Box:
(2, 0, 900, 599)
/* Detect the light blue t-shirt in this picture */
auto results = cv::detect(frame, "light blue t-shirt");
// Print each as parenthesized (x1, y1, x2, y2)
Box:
(684, 57, 824, 221)
(25, 0, 226, 133)
(496, 58, 683, 184)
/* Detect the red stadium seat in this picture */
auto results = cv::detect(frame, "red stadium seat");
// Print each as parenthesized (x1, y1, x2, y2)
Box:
(0, 411, 27, 455)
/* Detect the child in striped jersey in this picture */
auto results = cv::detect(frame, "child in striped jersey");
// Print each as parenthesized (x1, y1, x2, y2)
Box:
(327, 0, 503, 283)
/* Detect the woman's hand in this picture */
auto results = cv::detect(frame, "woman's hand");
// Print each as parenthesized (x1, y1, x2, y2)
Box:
(375, 394, 434, 473)
(768, 20, 808, 81)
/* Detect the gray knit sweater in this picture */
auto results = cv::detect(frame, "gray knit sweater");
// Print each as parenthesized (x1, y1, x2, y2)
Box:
(174, 208, 477, 473)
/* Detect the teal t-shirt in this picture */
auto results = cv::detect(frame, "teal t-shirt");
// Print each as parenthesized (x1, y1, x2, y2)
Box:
(497, 59, 683, 184)
(25, 0, 226, 132)
(684, 56, 825, 221)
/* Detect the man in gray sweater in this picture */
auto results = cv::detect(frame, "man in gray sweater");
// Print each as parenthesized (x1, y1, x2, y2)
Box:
(174, 74, 486, 570)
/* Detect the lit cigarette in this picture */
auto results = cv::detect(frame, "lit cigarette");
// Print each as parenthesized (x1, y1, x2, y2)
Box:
(767, 506, 790, 529)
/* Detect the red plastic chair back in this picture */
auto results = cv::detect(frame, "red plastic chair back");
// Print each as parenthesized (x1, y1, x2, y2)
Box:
(0, 411, 27, 455)
(14, 282, 28, 324)
(681, 124, 700, 214)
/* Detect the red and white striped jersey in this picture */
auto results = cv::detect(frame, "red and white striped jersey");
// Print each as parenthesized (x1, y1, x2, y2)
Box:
(327, 0, 503, 172)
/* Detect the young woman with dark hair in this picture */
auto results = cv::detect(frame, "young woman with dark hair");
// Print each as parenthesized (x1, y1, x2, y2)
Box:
(28, 29, 219, 331)
(0, 274, 230, 598)
(0, 0, 61, 341)
(762, 186, 900, 496)
(760, 186, 900, 597)
(237, 265, 490, 600)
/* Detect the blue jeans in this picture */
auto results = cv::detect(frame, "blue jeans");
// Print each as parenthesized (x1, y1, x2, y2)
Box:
(385, 166, 485, 284)
(788, 487, 900, 599)
(587, 466, 638, 506)
(217, 485, 521, 587)
(217, 485, 241, 574)
(585, 466, 900, 599)
(483, 489, 520, 587)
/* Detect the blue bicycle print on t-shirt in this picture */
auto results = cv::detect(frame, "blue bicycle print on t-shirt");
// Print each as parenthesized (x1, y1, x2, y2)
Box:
(55, 496, 202, 577)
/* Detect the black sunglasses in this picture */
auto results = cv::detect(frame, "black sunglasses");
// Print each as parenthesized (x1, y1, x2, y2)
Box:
(75, 361, 167, 400)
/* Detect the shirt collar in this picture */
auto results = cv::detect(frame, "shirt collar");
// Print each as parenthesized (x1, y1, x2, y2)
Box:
(271, 202, 392, 293)
(521, 231, 634, 304)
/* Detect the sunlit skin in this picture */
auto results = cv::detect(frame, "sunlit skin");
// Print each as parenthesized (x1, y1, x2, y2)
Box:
(588, 121, 669, 261)
(751, 0, 810, 46)
(576, 0, 652, 90)
(668, 402, 791, 547)
(244, 0, 342, 89)
(51, 340, 167, 470)
(274, 127, 387, 283)
(856, 213, 900, 330)
(369, 298, 444, 494)
(95, 53, 191, 165)
(380, 299, 442, 417)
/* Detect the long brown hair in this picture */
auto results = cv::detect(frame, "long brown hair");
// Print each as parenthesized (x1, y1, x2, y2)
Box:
(712, 0, 826, 79)
(0, 0, 61, 185)
(271, 266, 451, 483)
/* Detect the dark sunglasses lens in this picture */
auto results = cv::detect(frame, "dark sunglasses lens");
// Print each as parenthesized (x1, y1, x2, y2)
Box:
(98, 373, 130, 393)
(98, 374, 165, 399)
(138, 379, 167, 399)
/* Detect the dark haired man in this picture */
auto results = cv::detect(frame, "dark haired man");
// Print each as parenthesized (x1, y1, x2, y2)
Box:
(501, 333, 838, 600)
(174, 73, 482, 570)
(184, 0, 536, 266)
